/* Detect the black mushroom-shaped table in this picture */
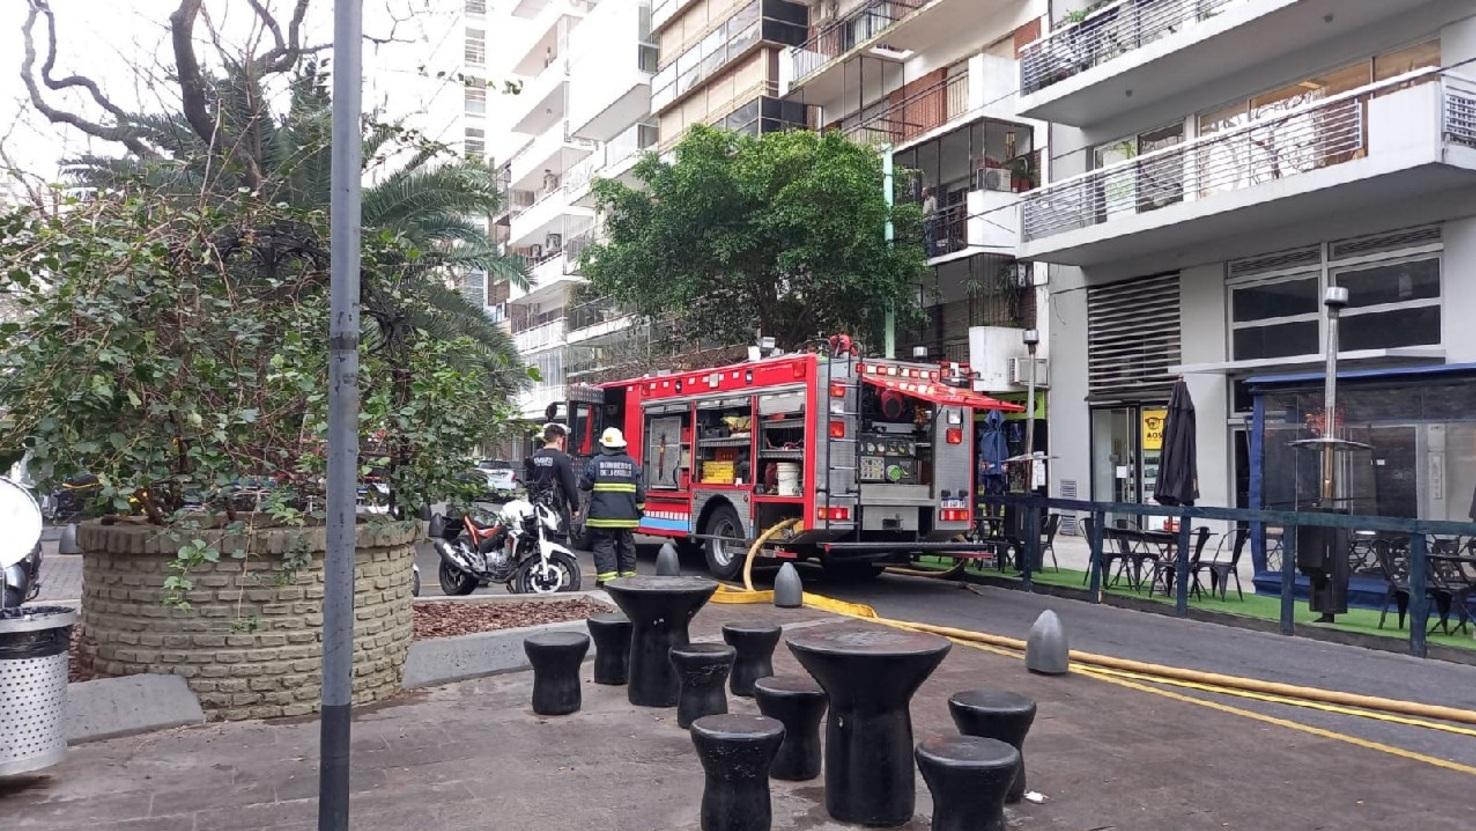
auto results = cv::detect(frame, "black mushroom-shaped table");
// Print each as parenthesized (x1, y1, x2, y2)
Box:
(604, 576, 718, 707)
(787, 625, 951, 826)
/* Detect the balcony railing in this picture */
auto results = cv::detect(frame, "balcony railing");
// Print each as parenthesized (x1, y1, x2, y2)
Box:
(1021, 0, 1241, 96)
(924, 202, 969, 258)
(514, 318, 568, 352)
(1021, 71, 1450, 243)
(567, 295, 631, 332)
(842, 72, 968, 148)
(790, 0, 924, 85)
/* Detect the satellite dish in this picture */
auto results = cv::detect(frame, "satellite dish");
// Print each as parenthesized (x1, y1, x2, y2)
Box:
(0, 477, 43, 570)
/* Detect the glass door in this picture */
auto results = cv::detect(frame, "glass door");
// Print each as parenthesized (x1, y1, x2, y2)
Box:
(1091, 407, 1139, 527)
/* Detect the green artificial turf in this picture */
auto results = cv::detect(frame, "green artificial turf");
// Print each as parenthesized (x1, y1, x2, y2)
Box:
(912, 556, 1474, 652)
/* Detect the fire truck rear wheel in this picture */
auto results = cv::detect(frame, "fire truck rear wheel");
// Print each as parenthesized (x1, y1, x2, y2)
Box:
(702, 504, 746, 581)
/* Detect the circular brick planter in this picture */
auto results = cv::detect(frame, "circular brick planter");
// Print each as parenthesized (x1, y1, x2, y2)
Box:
(75, 520, 417, 721)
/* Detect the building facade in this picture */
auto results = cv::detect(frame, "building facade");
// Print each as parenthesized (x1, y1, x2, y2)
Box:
(1024, 1, 1476, 541)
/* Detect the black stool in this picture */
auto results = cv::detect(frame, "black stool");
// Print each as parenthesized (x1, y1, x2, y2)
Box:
(753, 674, 826, 781)
(722, 623, 782, 697)
(691, 714, 785, 831)
(915, 736, 1019, 831)
(524, 631, 590, 716)
(587, 613, 632, 685)
(947, 689, 1037, 803)
(670, 643, 735, 728)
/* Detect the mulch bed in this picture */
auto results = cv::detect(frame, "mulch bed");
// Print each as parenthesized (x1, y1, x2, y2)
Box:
(412, 598, 611, 640)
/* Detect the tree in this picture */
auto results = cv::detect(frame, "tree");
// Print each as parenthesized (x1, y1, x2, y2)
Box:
(581, 125, 928, 351)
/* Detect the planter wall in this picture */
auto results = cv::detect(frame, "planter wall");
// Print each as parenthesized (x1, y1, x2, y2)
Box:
(76, 520, 417, 721)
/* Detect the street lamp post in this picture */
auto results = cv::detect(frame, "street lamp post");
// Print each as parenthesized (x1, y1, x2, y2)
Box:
(320, 2, 363, 829)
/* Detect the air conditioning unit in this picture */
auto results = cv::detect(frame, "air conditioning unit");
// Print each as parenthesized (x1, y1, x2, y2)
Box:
(1010, 357, 1050, 388)
(978, 168, 1007, 192)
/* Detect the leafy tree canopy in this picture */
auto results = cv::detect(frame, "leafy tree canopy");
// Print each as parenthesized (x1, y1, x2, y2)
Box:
(581, 125, 927, 351)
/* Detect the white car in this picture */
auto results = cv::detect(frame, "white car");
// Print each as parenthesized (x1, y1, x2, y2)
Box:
(477, 465, 518, 500)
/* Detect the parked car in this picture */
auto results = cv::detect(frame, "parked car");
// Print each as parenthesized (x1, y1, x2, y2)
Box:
(475, 460, 518, 500)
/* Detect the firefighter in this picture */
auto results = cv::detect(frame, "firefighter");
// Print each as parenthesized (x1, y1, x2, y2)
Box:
(524, 423, 580, 533)
(580, 426, 643, 585)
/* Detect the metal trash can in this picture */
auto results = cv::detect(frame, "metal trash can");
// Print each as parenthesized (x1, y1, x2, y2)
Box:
(0, 606, 76, 777)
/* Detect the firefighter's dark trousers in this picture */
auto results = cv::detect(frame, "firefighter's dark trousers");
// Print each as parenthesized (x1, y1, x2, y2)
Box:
(591, 528, 637, 583)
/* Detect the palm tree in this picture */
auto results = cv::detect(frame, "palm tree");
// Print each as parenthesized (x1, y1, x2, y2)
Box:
(65, 64, 530, 400)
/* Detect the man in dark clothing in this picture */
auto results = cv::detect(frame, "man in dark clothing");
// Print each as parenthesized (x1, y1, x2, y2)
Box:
(580, 427, 643, 585)
(524, 423, 580, 532)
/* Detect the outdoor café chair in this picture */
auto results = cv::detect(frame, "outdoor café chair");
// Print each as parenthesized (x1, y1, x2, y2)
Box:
(1375, 540, 1412, 630)
(1079, 518, 1131, 589)
(1040, 513, 1062, 571)
(1146, 526, 1210, 599)
(1195, 527, 1250, 601)
(1427, 552, 1473, 636)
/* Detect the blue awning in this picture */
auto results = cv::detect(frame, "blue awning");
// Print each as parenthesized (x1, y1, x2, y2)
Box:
(1245, 362, 1476, 389)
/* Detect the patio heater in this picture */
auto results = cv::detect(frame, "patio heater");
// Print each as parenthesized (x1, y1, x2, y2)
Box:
(1022, 328, 1040, 493)
(1289, 287, 1365, 623)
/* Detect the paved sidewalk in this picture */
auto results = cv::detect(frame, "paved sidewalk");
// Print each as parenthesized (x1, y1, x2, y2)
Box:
(4, 601, 1472, 830)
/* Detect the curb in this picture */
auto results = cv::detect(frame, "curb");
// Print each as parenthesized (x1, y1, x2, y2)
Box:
(67, 674, 205, 744)
(961, 571, 1476, 667)
(401, 619, 591, 690)
(413, 589, 610, 605)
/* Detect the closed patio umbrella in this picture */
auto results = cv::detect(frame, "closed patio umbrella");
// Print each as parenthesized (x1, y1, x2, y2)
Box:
(1153, 379, 1198, 507)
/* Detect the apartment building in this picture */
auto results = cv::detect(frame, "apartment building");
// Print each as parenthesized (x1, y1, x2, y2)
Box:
(1025, 1, 1476, 564)
(473, 0, 659, 427)
(772, 0, 1052, 446)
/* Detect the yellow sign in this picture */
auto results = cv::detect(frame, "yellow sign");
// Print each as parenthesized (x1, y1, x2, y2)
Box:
(1141, 408, 1167, 451)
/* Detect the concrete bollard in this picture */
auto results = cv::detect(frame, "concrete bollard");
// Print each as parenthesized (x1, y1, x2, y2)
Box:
(1025, 610, 1069, 675)
(656, 542, 681, 576)
(773, 562, 803, 608)
(59, 523, 81, 555)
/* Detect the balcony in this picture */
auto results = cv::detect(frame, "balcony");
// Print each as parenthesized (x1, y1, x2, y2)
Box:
(923, 155, 1037, 263)
(651, 0, 699, 34)
(1016, 0, 1456, 125)
(510, 61, 570, 136)
(650, 0, 808, 115)
(513, 317, 569, 354)
(1018, 71, 1476, 268)
(842, 73, 969, 149)
(508, 185, 595, 248)
(783, 0, 1031, 105)
(568, 0, 655, 141)
(509, 126, 596, 192)
(568, 122, 658, 206)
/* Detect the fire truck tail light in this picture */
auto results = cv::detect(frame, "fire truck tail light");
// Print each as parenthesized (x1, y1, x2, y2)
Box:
(830, 383, 846, 398)
(946, 427, 963, 445)
(829, 420, 846, 438)
(820, 506, 851, 521)
(939, 508, 972, 522)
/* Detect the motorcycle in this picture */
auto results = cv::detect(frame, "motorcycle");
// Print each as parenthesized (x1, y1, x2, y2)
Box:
(429, 494, 581, 595)
(1, 477, 44, 608)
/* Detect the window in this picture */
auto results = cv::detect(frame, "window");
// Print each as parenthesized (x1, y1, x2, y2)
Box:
(1333, 255, 1441, 351)
(1227, 228, 1442, 361)
(465, 126, 486, 159)
(465, 0, 486, 14)
(464, 81, 486, 115)
(465, 28, 486, 65)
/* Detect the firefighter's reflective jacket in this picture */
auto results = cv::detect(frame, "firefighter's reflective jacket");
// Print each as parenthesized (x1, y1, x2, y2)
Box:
(579, 451, 645, 529)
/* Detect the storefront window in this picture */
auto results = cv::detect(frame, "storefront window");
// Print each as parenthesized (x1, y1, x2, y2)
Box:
(1257, 374, 1476, 521)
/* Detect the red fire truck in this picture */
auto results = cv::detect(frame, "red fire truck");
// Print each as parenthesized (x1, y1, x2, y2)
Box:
(548, 343, 1022, 580)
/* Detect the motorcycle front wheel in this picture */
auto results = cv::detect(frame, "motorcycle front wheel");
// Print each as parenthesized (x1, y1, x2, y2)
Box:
(516, 551, 582, 594)
(438, 561, 478, 596)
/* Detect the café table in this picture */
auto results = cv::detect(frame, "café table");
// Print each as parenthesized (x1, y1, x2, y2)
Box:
(604, 576, 718, 707)
(787, 625, 951, 826)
